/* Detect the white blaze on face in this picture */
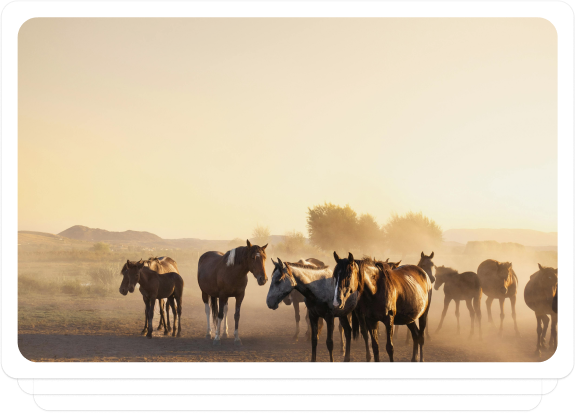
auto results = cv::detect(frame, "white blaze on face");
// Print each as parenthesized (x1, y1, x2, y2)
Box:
(226, 249, 236, 266)
(332, 279, 340, 307)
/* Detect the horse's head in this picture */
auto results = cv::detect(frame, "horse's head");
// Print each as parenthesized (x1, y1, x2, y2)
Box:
(434, 265, 457, 291)
(385, 258, 402, 269)
(246, 239, 268, 286)
(266, 258, 295, 310)
(535, 263, 558, 293)
(332, 251, 359, 310)
(497, 262, 514, 294)
(119, 259, 144, 295)
(418, 251, 436, 283)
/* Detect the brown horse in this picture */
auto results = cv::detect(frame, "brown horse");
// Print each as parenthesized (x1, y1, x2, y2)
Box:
(119, 256, 179, 335)
(434, 266, 482, 339)
(477, 259, 519, 336)
(524, 264, 558, 356)
(333, 253, 432, 362)
(119, 262, 184, 338)
(198, 240, 268, 345)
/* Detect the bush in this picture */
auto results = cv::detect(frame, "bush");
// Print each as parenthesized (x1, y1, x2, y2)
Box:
(93, 242, 111, 253)
(87, 263, 121, 293)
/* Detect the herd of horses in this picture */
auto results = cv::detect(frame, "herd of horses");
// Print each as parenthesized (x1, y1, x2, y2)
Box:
(118, 240, 559, 361)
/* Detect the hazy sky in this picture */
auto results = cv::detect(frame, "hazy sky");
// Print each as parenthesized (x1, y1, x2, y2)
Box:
(18, 18, 557, 239)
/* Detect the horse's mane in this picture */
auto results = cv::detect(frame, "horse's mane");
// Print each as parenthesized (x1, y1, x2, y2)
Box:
(287, 261, 329, 270)
(436, 266, 458, 276)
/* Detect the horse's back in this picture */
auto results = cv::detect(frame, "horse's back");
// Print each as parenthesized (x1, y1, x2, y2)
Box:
(524, 272, 553, 314)
(392, 265, 431, 318)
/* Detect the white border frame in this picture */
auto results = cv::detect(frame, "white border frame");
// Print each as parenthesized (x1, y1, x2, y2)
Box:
(2, 1, 574, 379)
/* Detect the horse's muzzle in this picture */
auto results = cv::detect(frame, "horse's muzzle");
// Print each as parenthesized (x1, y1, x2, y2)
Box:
(266, 299, 279, 310)
(500, 287, 508, 295)
(128, 285, 135, 293)
(119, 288, 128, 296)
(257, 276, 267, 286)
(434, 285, 440, 291)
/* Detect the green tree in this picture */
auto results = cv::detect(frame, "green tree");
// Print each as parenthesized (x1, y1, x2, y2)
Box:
(356, 213, 385, 254)
(283, 230, 306, 254)
(92, 242, 110, 253)
(307, 203, 358, 252)
(383, 212, 443, 257)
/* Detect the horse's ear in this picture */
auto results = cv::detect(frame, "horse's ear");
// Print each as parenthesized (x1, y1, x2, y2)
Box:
(277, 258, 284, 268)
(348, 252, 354, 262)
(271, 258, 277, 266)
(385, 258, 389, 263)
(430, 252, 434, 259)
(397, 260, 402, 266)
(333, 251, 341, 263)
(262, 243, 268, 250)
(421, 251, 424, 258)
(246, 240, 252, 248)
(538, 263, 543, 271)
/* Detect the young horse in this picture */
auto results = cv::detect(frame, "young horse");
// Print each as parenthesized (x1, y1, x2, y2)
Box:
(524, 264, 558, 356)
(119, 256, 179, 335)
(120, 261, 184, 338)
(333, 253, 432, 362)
(434, 266, 482, 339)
(477, 259, 519, 337)
(198, 240, 268, 346)
(266, 258, 368, 362)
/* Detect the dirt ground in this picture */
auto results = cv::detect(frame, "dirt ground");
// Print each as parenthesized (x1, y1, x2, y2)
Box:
(18, 284, 555, 363)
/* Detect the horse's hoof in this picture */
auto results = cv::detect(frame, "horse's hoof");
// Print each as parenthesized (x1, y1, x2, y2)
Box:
(221, 332, 228, 339)
(164, 330, 169, 336)
(141, 330, 147, 335)
(147, 334, 153, 339)
(366, 356, 372, 362)
(205, 334, 212, 340)
(213, 338, 221, 346)
(234, 338, 243, 346)
(177, 332, 181, 338)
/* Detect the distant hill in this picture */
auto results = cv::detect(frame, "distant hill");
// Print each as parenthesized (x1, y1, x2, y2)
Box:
(58, 225, 163, 242)
(443, 228, 557, 247)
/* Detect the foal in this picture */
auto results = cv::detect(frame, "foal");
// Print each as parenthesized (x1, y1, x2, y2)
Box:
(120, 261, 184, 338)
(434, 266, 482, 339)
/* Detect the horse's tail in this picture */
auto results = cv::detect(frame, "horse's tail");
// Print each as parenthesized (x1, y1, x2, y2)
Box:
(352, 311, 360, 340)
(209, 296, 218, 329)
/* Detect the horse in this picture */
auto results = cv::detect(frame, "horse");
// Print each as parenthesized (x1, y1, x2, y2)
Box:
(524, 264, 558, 356)
(434, 266, 482, 339)
(333, 253, 432, 362)
(119, 261, 184, 338)
(198, 239, 268, 346)
(552, 290, 558, 314)
(266, 258, 370, 362)
(477, 259, 519, 336)
(282, 258, 326, 340)
(119, 256, 179, 335)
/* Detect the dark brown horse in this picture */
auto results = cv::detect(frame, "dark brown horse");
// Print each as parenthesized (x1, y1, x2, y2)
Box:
(477, 259, 519, 336)
(434, 266, 482, 339)
(119, 261, 184, 338)
(119, 256, 179, 335)
(198, 240, 268, 345)
(333, 253, 432, 362)
(524, 264, 558, 356)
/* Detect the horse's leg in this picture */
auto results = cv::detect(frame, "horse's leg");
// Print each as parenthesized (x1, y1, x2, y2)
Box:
(550, 312, 558, 351)
(465, 299, 475, 339)
(455, 300, 461, 335)
(318, 317, 324, 337)
(383, 315, 394, 362)
(498, 298, 505, 337)
(541, 314, 550, 349)
(358, 314, 372, 362)
(486, 296, 494, 326)
(233, 293, 245, 346)
(309, 313, 319, 362)
(305, 309, 311, 342)
(146, 296, 156, 338)
(157, 298, 165, 331)
(367, 319, 380, 363)
(221, 303, 229, 339)
(141, 296, 148, 335)
(407, 322, 419, 362)
(202, 292, 212, 339)
(168, 296, 177, 336)
(425, 292, 432, 341)
(175, 294, 182, 338)
(339, 316, 352, 362)
(213, 297, 228, 345)
(474, 293, 483, 341)
(436, 296, 451, 333)
(510, 295, 520, 336)
(325, 317, 335, 362)
(535, 314, 542, 356)
(404, 325, 410, 345)
(418, 312, 428, 362)
(293, 301, 300, 340)
(165, 297, 172, 333)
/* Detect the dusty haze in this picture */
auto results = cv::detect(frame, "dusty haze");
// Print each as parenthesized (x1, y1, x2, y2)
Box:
(18, 18, 557, 239)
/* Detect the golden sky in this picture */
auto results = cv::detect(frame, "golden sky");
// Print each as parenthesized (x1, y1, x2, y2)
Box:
(18, 18, 557, 239)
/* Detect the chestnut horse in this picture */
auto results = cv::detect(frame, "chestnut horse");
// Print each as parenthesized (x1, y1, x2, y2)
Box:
(524, 264, 558, 356)
(119, 261, 184, 338)
(333, 253, 432, 362)
(198, 240, 268, 345)
(477, 259, 519, 336)
(119, 256, 178, 335)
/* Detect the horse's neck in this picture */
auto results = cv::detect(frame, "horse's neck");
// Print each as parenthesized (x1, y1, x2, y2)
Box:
(420, 264, 433, 279)
(359, 264, 379, 296)
(139, 268, 155, 288)
(227, 247, 250, 273)
(292, 268, 332, 304)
